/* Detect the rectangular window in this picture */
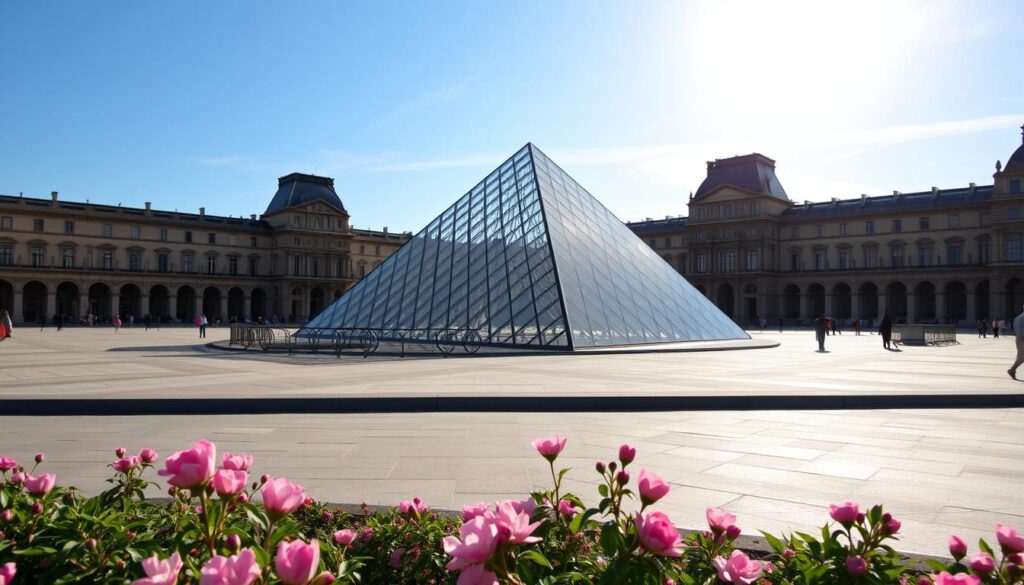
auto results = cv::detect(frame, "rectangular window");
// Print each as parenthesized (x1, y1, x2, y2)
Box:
(892, 219, 902, 233)
(697, 207, 706, 220)
(719, 251, 736, 273)
(0, 244, 11, 266)
(375, 245, 381, 256)
(839, 223, 848, 235)
(102, 223, 113, 237)
(696, 231, 706, 241)
(815, 225, 823, 238)
(64, 220, 75, 234)
(1011, 179, 1022, 194)
(979, 240, 990, 264)
(1009, 207, 1022, 220)
(891, 246, 905, 267)
(358, 244, 365, 254)
(61, 247, 74, 268)
(1007, 234, 1023, 262)
(664, 237, 671, 248)
(790, 226, 799, 238)
(293, 256, 301, 276)
(157, 253, 169, 272)
(33, 219, 43, 232)
(790, 253, 799, 272)
(249, 256, 259, 276)
(814, 250, 826, 271)
(865, 220, 875, 234)
(250, 236, 257, 248)
(919, 217, 930, 230)
(696, 253, 708, 273)
(208, 233, 216, 244)
(229, 235, 238, 246)
(185, 230, 193, 243)
(228, 256, 238, 276)
(358, 264, 366, 277)
(721, 205, 733, 219)
(129, 253, 141, 271)
(206, 255, 217, 274)
(159, 228, 168, 242)
(748, 201, 758, 216)
(947, 244, 963, 266)
(130, 226, 141, 239)
(865, 245, 878, 268)
(0, 216, 11, 230)
(31, 246, 45, 266)
(918, 245, 932, 266)
(948, 214, 960, 229)
(745, 249, 759, 271)
(182, 254, 194, 272)
(312, 258, 320, 277)
(102, 251, 114, 270)
(838, 249, 850, 269)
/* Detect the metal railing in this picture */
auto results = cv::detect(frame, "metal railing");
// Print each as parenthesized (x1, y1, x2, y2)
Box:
(228, 324, 485, 358)
(891, 324, 958, 346)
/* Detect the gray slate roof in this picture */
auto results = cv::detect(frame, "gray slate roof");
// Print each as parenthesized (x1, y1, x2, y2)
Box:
(265, 173, 346, 215)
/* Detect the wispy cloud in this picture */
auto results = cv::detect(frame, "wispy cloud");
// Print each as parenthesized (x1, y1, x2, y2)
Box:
(379, 76, 477, 126)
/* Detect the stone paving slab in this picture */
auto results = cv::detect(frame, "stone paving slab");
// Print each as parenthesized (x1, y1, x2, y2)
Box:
(0, 408, 1020, 557)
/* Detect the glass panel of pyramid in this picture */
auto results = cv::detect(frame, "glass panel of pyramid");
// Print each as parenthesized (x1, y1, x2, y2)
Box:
(303, 143, 748, 349)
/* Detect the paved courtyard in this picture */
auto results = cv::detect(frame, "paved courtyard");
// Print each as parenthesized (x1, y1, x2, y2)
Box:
(0, 326, 1021, 556)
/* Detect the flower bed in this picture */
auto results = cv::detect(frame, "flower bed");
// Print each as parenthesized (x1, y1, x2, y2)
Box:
(0, 438, 1022, 584)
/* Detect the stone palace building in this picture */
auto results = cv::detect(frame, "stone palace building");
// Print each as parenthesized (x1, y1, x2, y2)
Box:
(628, 126, 1024, 325)
(0, 173, 408, 325)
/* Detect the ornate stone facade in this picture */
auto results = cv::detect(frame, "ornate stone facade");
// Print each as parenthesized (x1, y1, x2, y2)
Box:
(0, 173, 409, 325)
(629, 127, 1024, 325)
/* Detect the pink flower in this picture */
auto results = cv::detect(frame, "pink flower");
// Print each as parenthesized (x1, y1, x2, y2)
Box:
(200, 548, 261, 585)
(9, 472, 23, 485)
(492, 500, 542, 544)
(968, 552, 995, 573)
(158, 439, 217, 489)
(116, 447, 127, 458)
(0, 457, 16, 472)
(24, 473, 56, 495)
(398, 497, 428, 516)
(334, 529, 355, 547)
(443, 515, 502, 584)
(0, 562, 15, 585)
(531, 434, 567, 462)
(932, 572, 981, 585)
(557, 499, 579, 518)
(712, 550, 763, 584)
(222, 453, 253, 472)
(846, 555, 868, 576)
(637, 469, 670, 506)
(213, 469, 248, 498)
(274, 539, 320, 585)
(949, 535, 968, 560)
(0, 510, 12, 522)
(507, 497, 536, 518)
(114, 456, 141, 473)
(140, 448, 159, 464)
(996, 524, 1024, 553)
(635, 511, 683, 557)
(132, 551, 183, 585)
(618, 444, 636, 465)
(829, 501, 860, 525)
(389, 548, 404, 568)
(462, 502, 490, 521)
(262, 477, 305, 517)
(706, 507, 737, 534)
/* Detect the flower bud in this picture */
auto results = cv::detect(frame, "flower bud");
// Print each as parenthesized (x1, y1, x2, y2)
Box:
(85, 538, 98, 550)
(260, 474, 269, 484)
(949, 535, 968, 560)
(881, 512, 892, 523)
(34, 452, 45, 463)
(0, 510, 12, 522)
(616, 470, 630, 485)
(32, 502, 43, 515)
(618, 444, 636, 466)
(115, 447, 126, 458)
(726, 525, 742, 539)
(608, 461, 617, 473)
(596, 461, 605, 474)
(845, 555, 867, 577)
(782, 548, 796, 559)
(856, 512, 865, 524)
(226, 534, 241, 551)
(116, 559, 126, 569)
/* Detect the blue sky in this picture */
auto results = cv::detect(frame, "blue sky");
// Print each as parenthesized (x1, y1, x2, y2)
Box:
(1, 1, 1022, 232)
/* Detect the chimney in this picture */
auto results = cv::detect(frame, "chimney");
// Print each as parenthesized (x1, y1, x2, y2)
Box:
(860, 194, 868, 204)
(931, 186, 939, 198)
(144, 202, 152, 212)
(706, 161, 714, 174)
(383, 226, 388, 234)
(51, 191, 58, 202)
(969, 182, 977, 195)
(893, 190, 900, 195)
(199, 207, 205, 217)
(830, 197, 839, 207)
(645, 217, 653, 222)
(250, 214, 257, 221)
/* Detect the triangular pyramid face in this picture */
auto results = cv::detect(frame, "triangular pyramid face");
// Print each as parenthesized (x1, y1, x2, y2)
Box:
(305, 144, 748, 349)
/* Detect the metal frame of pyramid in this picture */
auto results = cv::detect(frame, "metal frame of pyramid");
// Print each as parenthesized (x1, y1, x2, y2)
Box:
(301, 144, 748, 350)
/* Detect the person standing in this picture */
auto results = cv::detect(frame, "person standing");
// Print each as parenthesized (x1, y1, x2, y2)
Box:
(56, 314, 64, 332)
(1010, 305, 1024, 380)
(1, 309, 12, 340)
(777, 316, 784, 333)
(200, 314, 208, 339)
(994, 319, 1002, 338)
(879, 313, 893, 349)
(814, 314, 828, 352)
(112, 314, 122, 333)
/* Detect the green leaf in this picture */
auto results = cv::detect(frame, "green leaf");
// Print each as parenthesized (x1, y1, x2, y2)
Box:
(598, 483, 609, 498)
(600, 521, 622, 557)
(519, 548, 553, 568)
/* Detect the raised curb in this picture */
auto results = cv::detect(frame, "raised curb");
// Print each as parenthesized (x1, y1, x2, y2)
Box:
(2, 392, 1022, 416)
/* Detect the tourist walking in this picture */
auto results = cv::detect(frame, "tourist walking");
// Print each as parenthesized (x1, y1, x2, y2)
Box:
(144, 313, 152, 331)
(879, 313, 894, 349)
(112, 314, 122, 333)
(994, 319, 1002, 338)
(814, 313, 828, 352)
(199, 314, 208, 338)
(1009, 304, 1024, 380)
(853, 318, 862, 335)
(978, 318, 988, 338)
(1, 309, 12, 340)
(56, 314, 64, 332)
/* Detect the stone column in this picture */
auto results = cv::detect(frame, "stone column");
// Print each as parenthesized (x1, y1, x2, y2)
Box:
(851, 293, 861, 320)
(168, 293, 178, 322)
(965, 291, 976, 324)
(243, 296, 252, 321)
(111, 293, 121, 319)
(799, 293, 808, 322)
(824, 293, 833, 317)
(906, 292, 916, 324)
(219, 294, 229, 322)
(878, 293, 887, 320)
(936, 292, 946, 324)
(991, 289, 1005, 319)
(13, 290, 23, 325)
(141, 294, 150, 317)
(194, 295, 202, 319)
(78, 292, 89, 320)
(46, 290, 56, 320)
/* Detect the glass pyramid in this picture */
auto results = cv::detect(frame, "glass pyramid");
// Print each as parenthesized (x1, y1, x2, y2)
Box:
(303, 144, 748, 349)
